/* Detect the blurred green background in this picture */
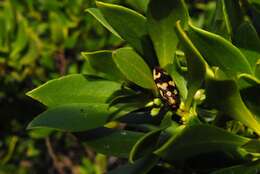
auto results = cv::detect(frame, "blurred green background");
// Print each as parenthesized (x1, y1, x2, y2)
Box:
(0, 0, 122, 173)
(0, 0, 152, 173)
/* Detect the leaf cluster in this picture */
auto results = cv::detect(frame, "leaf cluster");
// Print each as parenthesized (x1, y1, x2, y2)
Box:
(27, 0, 260, 173)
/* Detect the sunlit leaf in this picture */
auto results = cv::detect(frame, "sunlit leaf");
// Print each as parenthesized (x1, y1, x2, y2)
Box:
(176, 21, 209, 108)
(112, 47, 156, 90)
(27, 74, 121, 107)
(147, 0, 188, 67)
(96, 1, 157, 67)
(188, 22, 253, 77)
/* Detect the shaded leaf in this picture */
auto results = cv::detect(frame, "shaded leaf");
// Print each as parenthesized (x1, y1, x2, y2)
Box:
(27, 103, 114, 132)
(82, 50, 125, 82)
(129, 129, 162, 163)
(85, 129, 144, 158)
(126, 0, 150, 13)
(223, 0, 243, 36)
(108, 154, 159, 174)
(155, 124, 249, 162)
(211, 160, 260, 174)
(205, 78, 260, 135)
(242, 140, 260, 153)
(249, 0, 260, 5)
(10, 19, 28, 59)
(208, 0, 231, 39)
(241, 85, 260, 121)
(116, 109, 162, 125)
(209, 0, 243, 39)
(249, 2, 260, 34)
(255, 60, 260, 79)
(109, 92, 151, 109)
(234, 21, 260, 70)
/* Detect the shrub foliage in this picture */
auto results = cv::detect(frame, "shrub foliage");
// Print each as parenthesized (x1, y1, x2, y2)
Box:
(27, 0, 260, 173)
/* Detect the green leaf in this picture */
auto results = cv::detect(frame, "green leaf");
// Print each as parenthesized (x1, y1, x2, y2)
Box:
(109, 92, 151, 109)
(129, 129, 162, 163)
(238, 74, 260, 87)
(112, 47, 156, 90)
(3, 1, 15, 34)
(188, 22, 253, 78)
(241, 85, 260, 121)
(82, 50, 125, 82)
(26, 74, 121, 107)
(205, 78, 260, 135)
(209, 0, 243, 40)
(10, 19, 28, 60)
(155, 124, 249, 162)
(175, 21, 208, 109)
(29, 129, 53, 139)
(211, 160, 260, 174)
(166, 62, 188, 100)
(0, 17, 7, 50)
(242, 140, 260, 153)
(250, 3, 260, 34)
(126, 0, 150, 13)
(96, 1, 157, 67)
(85, 129, 144, 158)
(116, 109, 161, 125)
(20, 40, 39, 65)
(255, 60, 260, 79)
(86, 8, 122, 39)
(86, 0, 96, 7)
(234, 21, 260, 71)
(223, 0, 243, 35)
(27, 103, 113, 132)
(108, 154, 159, 174)
(147, 0, 188, 67)
(208, 0, 231, 39)
(249, 0, 260, 5)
